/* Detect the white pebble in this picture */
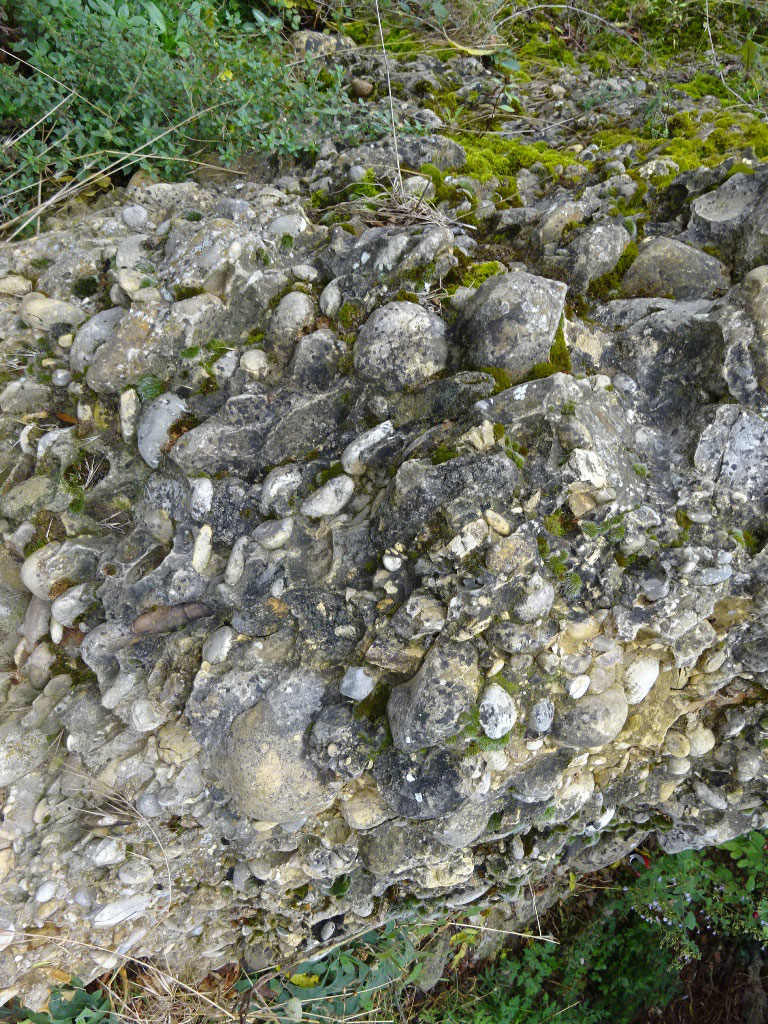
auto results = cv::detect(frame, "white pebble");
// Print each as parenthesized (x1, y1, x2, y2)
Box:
(189, 477, 213, 518)
(89, 838, 125, 867)
(484, 509, 511, 535)
(566, 674, 591, 699)
(50, 616, 64, 645)
(93, 894, 151, 928)
(340, 666, 375, 701)
(191, 524, 212, 572)
(137, 393, 187, 469)
(478, 683, 517, 739)
(240, 349, 269, 379)
(35, 881, 57, 903)
(225, 536, 248, 585)
(130, 698, 167, 733)
(300, 474, 355, 518)
(202, 626, 235, 665)
(120, 388, 139, 441)
(624, 656, 660, 704)
(252, 517, 293, 550)
(341, 421, 394, 475)
(319, 280, 342, 317)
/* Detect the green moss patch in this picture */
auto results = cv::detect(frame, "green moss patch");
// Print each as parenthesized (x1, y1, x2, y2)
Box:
(314, 461, 345, 485)
(588, 241, 639, 301)
(462, 261, 506, 288)
(72, 275, 100, 298)
(173, 284, 204, 302)
(594, 111, 768, 176)
(481, 366, 513, 395)
(522, 315, 572, 382)
(134, 373, 166, 403)
(337, 301, 365, 331)
(431, 444, 460, 465)
(455, 133, 570, 182)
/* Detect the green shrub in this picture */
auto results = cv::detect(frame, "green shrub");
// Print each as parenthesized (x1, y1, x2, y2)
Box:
(0, 0, 383, 228)
(626, 831, 768, 963)
(0, 977, 117, 1024)
(236, 919, 419, 1021)
(423, 831, 768, 1024)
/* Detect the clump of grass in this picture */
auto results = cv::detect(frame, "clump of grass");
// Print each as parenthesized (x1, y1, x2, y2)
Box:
(134, 374, 166, 403)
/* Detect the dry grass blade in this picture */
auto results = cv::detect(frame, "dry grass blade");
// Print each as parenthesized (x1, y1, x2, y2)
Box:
(1, 103, 223, 238)
(334, 174, 472, 232)
(57, 764, 174, 912)
(541, 1001, 583, 1020)
(446, 920, 559, 943)
(373, 0, 402, 191)
(114, 962, 241, 1024)
(11, 938, 245, 1024)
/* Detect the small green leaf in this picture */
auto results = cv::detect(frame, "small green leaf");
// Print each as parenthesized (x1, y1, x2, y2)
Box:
(329, 874, 350, 896)
(741, 38, 759, 72)
(143, 0, 167, 32)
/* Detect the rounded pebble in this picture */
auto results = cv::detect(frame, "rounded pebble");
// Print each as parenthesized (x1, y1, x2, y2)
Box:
(566, 675, 591, 699)
(664, 730, 691, 758)
(300, 474, 355, 518)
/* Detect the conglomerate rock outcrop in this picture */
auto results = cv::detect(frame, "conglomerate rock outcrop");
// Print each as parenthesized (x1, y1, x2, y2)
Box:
(1, 29, 768, 1005)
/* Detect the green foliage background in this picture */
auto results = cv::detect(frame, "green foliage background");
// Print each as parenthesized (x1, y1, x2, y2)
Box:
(0, 0, 383, 227)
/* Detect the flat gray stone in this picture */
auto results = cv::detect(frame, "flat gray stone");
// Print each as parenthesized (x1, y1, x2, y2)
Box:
(621, 237, 729, 300)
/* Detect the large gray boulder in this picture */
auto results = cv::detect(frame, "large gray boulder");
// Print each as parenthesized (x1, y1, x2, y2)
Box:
(354, 301, 448, 390)
(683, 168, 768, 277)
(458, 271, 567, 380)
(552, 689, 629, 749)
(388, 641, 481, 751)
(217, 671, 337, 824)
(621, 237, 729, 300)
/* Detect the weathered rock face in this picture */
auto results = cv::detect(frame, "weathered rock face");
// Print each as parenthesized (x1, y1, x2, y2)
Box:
(621, 237, 730, 300)
(459, 271, 568, 380)
(354, 301, 448, 390)
(2, 34, 768, 1011)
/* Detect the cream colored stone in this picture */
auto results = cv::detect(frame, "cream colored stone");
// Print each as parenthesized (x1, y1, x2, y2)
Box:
(664, 730, 691, 758)
(484, 508, 511, 535)
(416, 850, 474, 889)
(687, 724, 715, 757)
(340, 786, 393, 831)
(0, 274, 32, 296)
(157, 722, 202, 766)
(658, 779, 678, 802)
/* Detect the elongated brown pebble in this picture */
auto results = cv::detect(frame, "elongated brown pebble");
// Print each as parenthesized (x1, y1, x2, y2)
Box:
(131, 602, 212, 635)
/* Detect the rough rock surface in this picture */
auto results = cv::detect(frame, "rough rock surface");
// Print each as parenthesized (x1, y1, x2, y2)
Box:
(2, 32, 768, 1008)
